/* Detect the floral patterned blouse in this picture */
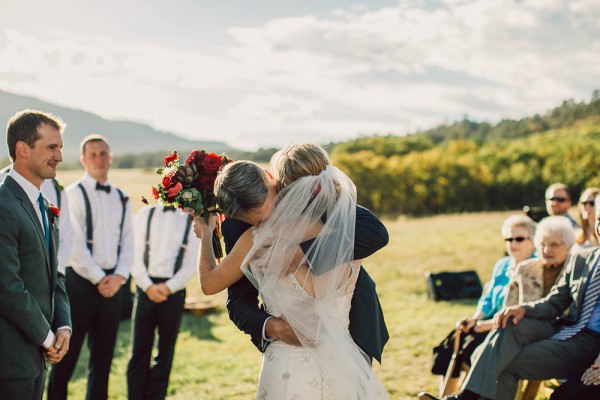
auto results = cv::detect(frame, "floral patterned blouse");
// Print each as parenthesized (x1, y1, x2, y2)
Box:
(505, 258, 565, 307)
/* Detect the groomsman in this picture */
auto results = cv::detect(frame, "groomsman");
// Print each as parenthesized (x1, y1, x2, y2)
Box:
(0, 167, 74, 273)
(127, 204, 198, 400)
(48, 134, 134, 400)
(0, 110, 71, 399)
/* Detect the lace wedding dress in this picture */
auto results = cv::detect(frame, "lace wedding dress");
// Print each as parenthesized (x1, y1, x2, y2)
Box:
(243, 166, 389, 400)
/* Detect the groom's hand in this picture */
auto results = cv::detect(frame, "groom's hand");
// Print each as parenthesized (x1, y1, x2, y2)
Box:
(266, 317, 301, 346)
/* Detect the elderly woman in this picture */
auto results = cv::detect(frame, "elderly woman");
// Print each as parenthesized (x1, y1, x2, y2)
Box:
(504, 216, 576, 307)
(431, 215, 536, 391)
(575, 186, 600, 249)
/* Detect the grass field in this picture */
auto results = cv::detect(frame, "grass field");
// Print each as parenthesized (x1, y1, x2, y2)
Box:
(49, 168, 551, 399)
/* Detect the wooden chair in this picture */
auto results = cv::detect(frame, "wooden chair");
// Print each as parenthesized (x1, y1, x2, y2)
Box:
(439, 326, 544, 400)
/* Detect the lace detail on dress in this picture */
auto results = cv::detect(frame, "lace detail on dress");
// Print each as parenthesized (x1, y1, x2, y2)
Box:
(288, 273, 311, 298)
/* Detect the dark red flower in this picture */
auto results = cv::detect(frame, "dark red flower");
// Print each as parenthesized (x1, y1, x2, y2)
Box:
(49, 205, 60, 217)
(202, 153, 223, 172)
(185, 149, 206, 166)
(199, 174, 216, 191)
(152, 186, 159, 200)
(163, 151, 179, 165)
(141, 196, 149, 205)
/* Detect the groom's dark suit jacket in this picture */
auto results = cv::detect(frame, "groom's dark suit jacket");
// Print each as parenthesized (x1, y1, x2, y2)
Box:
(224, 205, 389, 363)
(0, 176, 71, 378)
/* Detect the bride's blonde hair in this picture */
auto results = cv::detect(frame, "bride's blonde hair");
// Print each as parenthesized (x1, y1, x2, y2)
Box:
(269, 143, 331, 192)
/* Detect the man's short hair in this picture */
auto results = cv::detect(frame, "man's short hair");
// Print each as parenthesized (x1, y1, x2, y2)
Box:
(6, 109, 64, 161)
(80, 134, 110, 156)
(545, 183, 572, 200)
(214, 161, 269, 218)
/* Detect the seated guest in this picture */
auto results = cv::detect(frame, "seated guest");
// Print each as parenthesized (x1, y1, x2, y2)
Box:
(545, 183, 579, 228)
(418, 215, 600, 400)
(431, 215, 536, 392)
(504, 216, 575, 307)
(575, 186, 600, 250)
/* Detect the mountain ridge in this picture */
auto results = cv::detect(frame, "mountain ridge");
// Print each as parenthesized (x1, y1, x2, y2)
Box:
(0, 90, 237, 164)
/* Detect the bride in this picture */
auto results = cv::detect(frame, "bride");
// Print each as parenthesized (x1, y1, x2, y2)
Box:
(194, 144, 388, 399)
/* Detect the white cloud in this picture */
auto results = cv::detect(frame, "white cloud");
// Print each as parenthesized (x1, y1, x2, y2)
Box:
(0, 0, 599, 150)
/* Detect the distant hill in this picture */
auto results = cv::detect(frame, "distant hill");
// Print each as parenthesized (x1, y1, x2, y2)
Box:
(0, 90, 238, 165)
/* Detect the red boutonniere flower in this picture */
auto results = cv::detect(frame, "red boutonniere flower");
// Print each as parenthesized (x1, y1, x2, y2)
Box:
(49, 205, 60, 217)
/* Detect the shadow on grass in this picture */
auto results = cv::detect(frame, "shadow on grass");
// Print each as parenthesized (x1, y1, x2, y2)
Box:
(178, 310, 222, 342)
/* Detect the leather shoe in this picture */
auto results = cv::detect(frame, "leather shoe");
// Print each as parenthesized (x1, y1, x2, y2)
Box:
(417, 393, 460, 400)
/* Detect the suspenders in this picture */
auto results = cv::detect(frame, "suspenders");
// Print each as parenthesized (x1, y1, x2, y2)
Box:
(77, 182, 128, 262)
(52, 178, 63, 208)
(144, 207, 193, 274)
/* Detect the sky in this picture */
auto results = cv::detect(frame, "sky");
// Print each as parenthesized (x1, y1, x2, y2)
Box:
(1, 0, 599, 150)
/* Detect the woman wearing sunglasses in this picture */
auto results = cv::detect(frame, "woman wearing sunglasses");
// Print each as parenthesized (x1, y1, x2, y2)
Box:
(575, 186, 600, 249)
(431, 215, 536, 393)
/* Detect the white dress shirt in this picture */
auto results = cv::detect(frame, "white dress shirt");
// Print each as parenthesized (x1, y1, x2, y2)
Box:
(1, 166, 74, 272)
(66, 173, 134, 284)
(5, 169, 70, 348)
(131, 205, 199, 294)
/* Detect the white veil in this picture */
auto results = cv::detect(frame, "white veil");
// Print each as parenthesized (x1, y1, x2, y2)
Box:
(241, 165, 388, 399)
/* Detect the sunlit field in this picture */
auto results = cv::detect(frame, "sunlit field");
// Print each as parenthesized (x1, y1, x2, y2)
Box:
(49, 168, 552, 399)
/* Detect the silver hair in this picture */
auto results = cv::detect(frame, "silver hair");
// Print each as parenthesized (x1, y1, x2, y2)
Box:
(500, 214, 536, 239)
(534, 216, 576, 250)
(214, 160, 269, 218)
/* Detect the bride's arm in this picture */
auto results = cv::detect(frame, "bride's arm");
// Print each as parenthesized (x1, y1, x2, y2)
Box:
(194, 215, 253, 295)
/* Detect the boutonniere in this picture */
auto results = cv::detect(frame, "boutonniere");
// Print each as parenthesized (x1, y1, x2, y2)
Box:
(48, 205, 60, 225)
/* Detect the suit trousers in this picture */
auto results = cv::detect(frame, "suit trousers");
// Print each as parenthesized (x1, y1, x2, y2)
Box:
(127, 285, 186, 400)
(0, 370, 45, 400)
(48, 268, 123, 400)
(464, 318, 600, 400)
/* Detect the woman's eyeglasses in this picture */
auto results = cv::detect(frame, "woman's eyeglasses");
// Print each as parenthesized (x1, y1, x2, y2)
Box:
(504, 236, 530, 243)
(580, 200, 595, 207)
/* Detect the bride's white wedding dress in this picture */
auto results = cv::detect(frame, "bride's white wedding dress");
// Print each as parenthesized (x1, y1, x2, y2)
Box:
(242, 166, 389, 400)
(256, 266, 361, 399)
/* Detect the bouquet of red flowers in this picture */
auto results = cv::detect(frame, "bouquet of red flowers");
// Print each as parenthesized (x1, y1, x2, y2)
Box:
(151, 149, 232, 258)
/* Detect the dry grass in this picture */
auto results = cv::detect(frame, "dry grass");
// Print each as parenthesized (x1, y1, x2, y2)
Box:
(50, 168, 551, 399)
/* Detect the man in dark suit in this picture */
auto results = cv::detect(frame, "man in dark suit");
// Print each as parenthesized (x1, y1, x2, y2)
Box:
(419, 246, 600, 400)
(216, 159, 390, 363)
(0, 110, 71, 399)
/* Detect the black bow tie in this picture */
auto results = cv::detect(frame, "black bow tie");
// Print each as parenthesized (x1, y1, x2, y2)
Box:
(163, 206, 176, 212)
(95, 182, 111, 193)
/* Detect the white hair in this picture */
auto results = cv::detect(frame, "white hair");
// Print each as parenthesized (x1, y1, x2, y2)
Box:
(534, 216, 576, 250)
(500, 214, 536, 238)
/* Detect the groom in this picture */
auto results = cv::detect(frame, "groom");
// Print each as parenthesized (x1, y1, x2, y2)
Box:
(216, 158, 390, 364)
(0, 110, 71, 399)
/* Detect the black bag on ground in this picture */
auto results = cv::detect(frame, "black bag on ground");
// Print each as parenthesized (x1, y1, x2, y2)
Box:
(425, 270, 482, 301)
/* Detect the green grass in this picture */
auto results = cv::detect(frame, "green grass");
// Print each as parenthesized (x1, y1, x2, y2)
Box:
(50, 169, 552, 399)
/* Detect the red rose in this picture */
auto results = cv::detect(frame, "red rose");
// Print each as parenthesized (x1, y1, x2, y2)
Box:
(151, 187, 159, 200)
(161, 175, 172, 188)
(49, 205, 60, 217)
(163, 151, 179, 165)
(202, 153, 223, 172)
